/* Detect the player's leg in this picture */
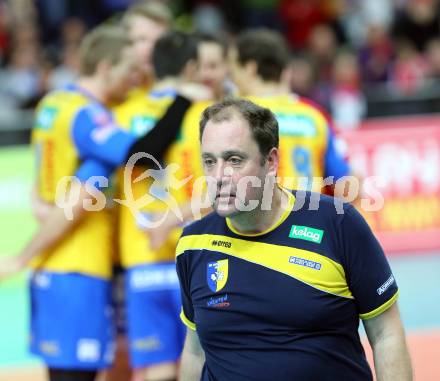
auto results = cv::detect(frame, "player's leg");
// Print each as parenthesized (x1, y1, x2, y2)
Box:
(125, 262, 185, 381)
(48, 368, 97, 381)
(30, 271, 115, 380)
(102, 266, 132, 381)
(143, 284, 186, 381)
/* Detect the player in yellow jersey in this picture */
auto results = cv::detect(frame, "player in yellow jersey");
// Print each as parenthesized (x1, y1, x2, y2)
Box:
(228, 29, 352, 195)
(122, 1, 172, 97)
(0, 24, 195, 381)
(109, 4, 171, 380)
(114, 30, 211, 381)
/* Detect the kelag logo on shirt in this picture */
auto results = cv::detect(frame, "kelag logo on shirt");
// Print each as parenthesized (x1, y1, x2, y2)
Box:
(35, 106, 58, 130)
(207, 259, 229, 292)
(130, 116, 156, 137)
(289, 225, 324, 244)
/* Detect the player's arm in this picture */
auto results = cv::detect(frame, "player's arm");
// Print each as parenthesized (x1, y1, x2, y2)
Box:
(180, 328, 205, 381)
(124, 94, 193, 162)
(31, 182, 53, 223)
(340, 205, 412, 380)
(323, 129, 364, 206)
(74, 92, 198, 168)
(363, 303, 412, 381)
(176, 241, 204, 380)
(0, 182, 89, 278)
(0, 160, 110, 279)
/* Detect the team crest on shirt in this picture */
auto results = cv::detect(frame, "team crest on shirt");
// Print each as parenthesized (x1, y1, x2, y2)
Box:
(207, 259, 229, 292)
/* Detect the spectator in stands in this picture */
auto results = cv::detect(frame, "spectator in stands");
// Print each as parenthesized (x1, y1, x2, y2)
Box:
(359, 23, 394, 84)
(425, 38, 440, 79)
(286, 54, 315, 98)
(48, 44, 80, 89)
(392, 0, 440, 52)
(330, 50, 366, 130)
(279, 0, 329, 50)
(307, 23, 338, 110)
(390, 40, 428, 94)
(0, 45, 42, 107)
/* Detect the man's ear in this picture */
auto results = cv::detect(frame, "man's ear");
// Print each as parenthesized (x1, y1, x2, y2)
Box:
(182, 59, 199, 81)
(265, 147, 279, 177)
(96, 59, 112, 78)
(244, 60, 258, 77)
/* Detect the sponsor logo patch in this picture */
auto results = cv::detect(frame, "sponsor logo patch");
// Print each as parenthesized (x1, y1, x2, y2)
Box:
(35, 107, 58, 130)
(39, 341, 60, 356)
(377, 274, 395, 295)
(289, 256, 322, 270)
(207, 294, 230, 308)
(211, 239, 232, 248)
(289, 225, 324, 244)
(77, 339, 100, 362)
(133, 336, 161, 352)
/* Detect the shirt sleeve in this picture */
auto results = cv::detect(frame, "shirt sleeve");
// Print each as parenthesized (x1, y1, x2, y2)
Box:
(176, 245, 196, 330)
(340, 205, 399, 320)
(72, 104, 136, 167)
(75, 159, 113, 190)
(324, 129, 351, 180)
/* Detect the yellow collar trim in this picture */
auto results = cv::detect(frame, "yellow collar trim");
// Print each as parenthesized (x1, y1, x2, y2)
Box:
(226, 187, 295, 237)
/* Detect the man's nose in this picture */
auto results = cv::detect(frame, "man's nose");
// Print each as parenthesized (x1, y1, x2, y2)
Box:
(215, 162, 233, 188)
(213, 160, 225, 183)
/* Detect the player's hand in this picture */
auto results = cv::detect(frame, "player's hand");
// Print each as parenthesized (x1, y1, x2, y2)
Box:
(0, 256, 27, 280)
(143, 212, 179, 251)
(177, 82, 213, 102)
(144, 222, 174, 252)
(31, 194, 54, 223)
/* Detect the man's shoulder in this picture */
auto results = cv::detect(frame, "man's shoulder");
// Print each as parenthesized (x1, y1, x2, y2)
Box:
(291, 190, 351, 219)
(181, 211, 223, 237)
(176, 212, 224, 259)
(37, 86, 88, 109)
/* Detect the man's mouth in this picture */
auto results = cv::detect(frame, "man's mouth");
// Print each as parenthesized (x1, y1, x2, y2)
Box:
(216, 193, 236, 200)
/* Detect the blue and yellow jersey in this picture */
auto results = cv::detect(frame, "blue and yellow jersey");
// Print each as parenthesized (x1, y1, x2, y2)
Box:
(114, 91, 210, 268)
(114, 88, 184, 267)
(31, 84, 136, 278)
(248, 94, 350, 191)
(164, 101, 210, 204)
(176, 190, 398, 381)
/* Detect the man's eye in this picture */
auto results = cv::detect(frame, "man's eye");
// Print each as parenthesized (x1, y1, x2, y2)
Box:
(229, 157, 242, 165)
(204, 159, 215, 167)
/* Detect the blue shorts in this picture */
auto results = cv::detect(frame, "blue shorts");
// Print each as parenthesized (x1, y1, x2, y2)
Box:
(30, 271, 115, 370)
(125, 262, 185, 368)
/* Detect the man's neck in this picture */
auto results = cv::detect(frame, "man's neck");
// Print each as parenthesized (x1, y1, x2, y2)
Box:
(153, 77, 179, 91)
(228, 186, 288, 235)
(77, 77, 106, 104)
(248, 79, 284, 97)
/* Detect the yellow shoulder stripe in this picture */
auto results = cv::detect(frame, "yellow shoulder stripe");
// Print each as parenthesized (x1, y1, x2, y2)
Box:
(359, 291, 399, 320)
(176, 234, 353, 299)
(180, 310, 196, 330)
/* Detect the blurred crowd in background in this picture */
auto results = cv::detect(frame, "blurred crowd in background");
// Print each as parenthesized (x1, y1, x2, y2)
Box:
(1, 0, 440, 132)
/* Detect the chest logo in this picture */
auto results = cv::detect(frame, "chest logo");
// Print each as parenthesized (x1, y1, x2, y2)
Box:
(207, 259, 229, 292)
(289, 225, 324, 244)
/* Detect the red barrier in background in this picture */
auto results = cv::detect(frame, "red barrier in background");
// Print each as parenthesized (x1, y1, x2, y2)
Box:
(338, 115, 440, 254)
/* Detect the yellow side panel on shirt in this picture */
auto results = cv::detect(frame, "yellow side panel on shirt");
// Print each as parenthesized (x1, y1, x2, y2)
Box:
(31, 89, 114, 278)
(247, 95, 329, 192)
(176, 233, 353, 299)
